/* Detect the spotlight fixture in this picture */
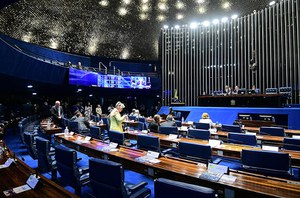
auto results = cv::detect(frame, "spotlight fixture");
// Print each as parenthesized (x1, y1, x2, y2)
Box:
(190, 22, 198, 29)
(212, 19, 219, 25)
(27, 85, 33, 88)
(221, 17, 228, 22)
(202, 21, 210, 27)
(32, 93, 37, 95)
(174, 25, 180, 29)
(231, 14, 238, 19)
(163, 25, 169, 28)
(269, 1, 276, 6)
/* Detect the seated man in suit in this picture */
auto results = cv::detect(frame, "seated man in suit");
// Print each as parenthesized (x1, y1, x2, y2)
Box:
(71, 111, 90, 133)
(148, 114, 161, 133)
(50, 101, 63, 126)
(160, 114, 176, 127)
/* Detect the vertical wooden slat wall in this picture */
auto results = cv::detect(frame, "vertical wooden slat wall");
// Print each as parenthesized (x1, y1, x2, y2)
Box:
(161, 0, 300, 106)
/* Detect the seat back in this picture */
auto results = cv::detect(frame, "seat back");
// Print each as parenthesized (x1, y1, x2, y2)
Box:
(137, 135, 160, 152)
(23, 132, 37, 159)
(260, 127, 285, 137)
(175, 120, 182, 127)
(159, 126, 178, 135)
(89, 158, 125, 198)
(265, 88, 278, 94)
(228, 133, 257, 146)
(90, 126, 101, 139)
(68, 121, 79, 132)
(222, 124, 241, 133)
(194, 122, 210, 130)
(36, 137, 54, 172)
(55, 144, 78, 187)
(178, 142, 211, 163)
(155, 178, 215, 198)
(102, 117, 110, 129)
(138, 117, 146, 123)
(108, 130, 125, 145)
(129, 116, 136, 121)
(187, 129, 210, 140)
(241, 150, 290, 176)
(283, 138, 300, 151)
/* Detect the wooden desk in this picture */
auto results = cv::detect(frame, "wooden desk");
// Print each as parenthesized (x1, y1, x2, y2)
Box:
(54, 133, 300, 198)
(244, 126, 300, 137)
(40, 120, 62, 136)
(0, 143, 76, 197)
(239, 120, 276, 127)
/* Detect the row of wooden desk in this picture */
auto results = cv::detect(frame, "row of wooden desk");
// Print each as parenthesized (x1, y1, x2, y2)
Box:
(0, 140, 76, 197)
(54, 133, 300, 198)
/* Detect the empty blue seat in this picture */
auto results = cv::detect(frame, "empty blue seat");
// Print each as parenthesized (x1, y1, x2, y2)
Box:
(283, 138, 300, 151)
(129, 116, 136, 121)
(55, 144, 89, 195)
(159, 126, 178, 135)
(90, 125, 101, 139)
(194, 122, 210, 130)
(68, 120, 79, 132)
(222, 124, 241, 133)
(175, 120, 182, 127)
(187, 129, 210, 140)
(241, 149, 291, 178)
(108, 130, 125, 145)
(228, 132, 257, 146)
(260, 127, 285, 137)
(23, 132, 37, 159)
(179, 142, 212, 163)
(155, 178, 215, 198)
(137, 135, 160, 152)
(89, 158, 151, 198)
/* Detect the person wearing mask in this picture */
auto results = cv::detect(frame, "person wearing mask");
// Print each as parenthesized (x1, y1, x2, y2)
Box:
(109, 101, 127, 132)
(148, 114, 161, 133)
(95, 104, 102, 117)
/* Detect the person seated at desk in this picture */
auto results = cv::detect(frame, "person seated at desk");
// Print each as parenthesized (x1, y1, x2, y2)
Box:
(199, 112, 214, 128)
(224, 85, 232, 96)
(132, 109, 140, 117)
(50, 101, 63, 126)
(148, 114, 161, 133)
(160, 114, 176, 127)
(71, 111, 90, 133)
(233, 85, 239, 94)
(129, 109, 136, 116)
(251, 85, 259, 94)
(109, 101, 127, 132)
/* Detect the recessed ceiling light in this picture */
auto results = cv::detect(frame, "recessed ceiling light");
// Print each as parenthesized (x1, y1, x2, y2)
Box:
(27, 85, 33, 88)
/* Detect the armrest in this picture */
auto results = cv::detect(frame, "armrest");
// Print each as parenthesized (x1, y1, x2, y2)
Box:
(77, 157, 82, 162)
(127, 181, 148, 193)
(79, 166, 89, 175)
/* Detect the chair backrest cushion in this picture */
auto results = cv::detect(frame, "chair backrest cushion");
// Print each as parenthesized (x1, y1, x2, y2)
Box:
(137, 135, 160, 152)
(260, 127, 285, 137)
(228, 132, 257, 146)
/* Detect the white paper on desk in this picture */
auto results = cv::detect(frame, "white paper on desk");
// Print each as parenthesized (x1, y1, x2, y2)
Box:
(12, 184, 31, 194)
(208, 139, 221, 147)
(109, 142, 118, 149)
(245, 131, 256, 136)
(187, 121, 193, 125)
(209, 128, 217, 134)
(0, 158, 14, 169)
(149, 158, 161, 164)
(26, 175, 39, 189)
(219, 175, 237, 183)
(179, 126, 188, 131)
(292, 135, 300, 139)
(262, 145, 279, 152)
(147, 151, 160, 159)
(85, 136, 91, 141)
(168, 134, 178, 140)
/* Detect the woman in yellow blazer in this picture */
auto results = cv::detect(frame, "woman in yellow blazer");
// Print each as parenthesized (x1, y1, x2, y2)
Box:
(109, 101, 127, 132)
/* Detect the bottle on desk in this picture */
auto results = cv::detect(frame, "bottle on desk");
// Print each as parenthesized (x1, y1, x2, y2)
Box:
(47, 119, 51, 130)
(181, 117, 184, 123)
(64, 126, 69, 136)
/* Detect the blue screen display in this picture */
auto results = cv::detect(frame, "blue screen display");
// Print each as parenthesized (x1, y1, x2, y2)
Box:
(69, 68, 151, 89)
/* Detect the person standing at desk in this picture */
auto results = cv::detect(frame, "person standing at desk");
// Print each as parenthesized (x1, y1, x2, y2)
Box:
(199, 112, 214, 128)
(109, 101, 127, 132)
(148, 114, 161, 132)
(50, 101, 63, 126)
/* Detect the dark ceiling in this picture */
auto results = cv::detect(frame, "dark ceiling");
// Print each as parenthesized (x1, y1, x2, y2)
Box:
(0, 0, 272, 61)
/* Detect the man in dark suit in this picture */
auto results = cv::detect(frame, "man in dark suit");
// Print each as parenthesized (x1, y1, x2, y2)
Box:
(50, 101, 63, 126)
(160, 114, 176, 127)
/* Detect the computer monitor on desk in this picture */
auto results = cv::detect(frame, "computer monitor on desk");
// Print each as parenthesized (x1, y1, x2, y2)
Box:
(238, 89, 247, 95)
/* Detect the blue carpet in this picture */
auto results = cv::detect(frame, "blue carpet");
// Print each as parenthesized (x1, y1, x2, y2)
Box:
(4, 126, 155, 198)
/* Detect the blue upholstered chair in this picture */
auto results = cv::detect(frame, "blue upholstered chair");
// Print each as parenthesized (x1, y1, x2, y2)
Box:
(55, 144, 89, 196)
(36, 137, 57, 180)
(159, 126, 178, 135)
(23, 132, 38, 159)
(89, 158, 151, 198)
(194, 122, 210, 130)
(241, 149, 291, 178)
(90, 125, 101, 139)
(259, 127, 285, 137)
(137, 135, 160, 152)
(108, 130, 125, 145)
(221, 124, 241, 133)
(228, 132, 257, 146)
(178, 142, 212, 164)
(68, 120, 79, 132)
(175, 120, 182, 127)
(129, 116, 136, 121)
(283, 138, 300, 151)
(187, 129, 210, 140)
(155, 178, 215, 198)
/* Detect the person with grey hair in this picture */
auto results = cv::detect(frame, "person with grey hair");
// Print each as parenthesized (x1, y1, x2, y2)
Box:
(160, 114, 176, 127)
(109, 101, 128, 132)
(50, 100, 63, 126)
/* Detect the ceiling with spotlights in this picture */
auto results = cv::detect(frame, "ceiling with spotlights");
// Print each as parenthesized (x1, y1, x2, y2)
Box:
(0, 0, 271, 61)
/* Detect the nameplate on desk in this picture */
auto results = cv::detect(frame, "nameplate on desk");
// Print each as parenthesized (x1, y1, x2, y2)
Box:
(109, 142, 118, 149)
(168, 134, 178, 140)
(245, 131, 256, 136)
(141, 130, 148, 134)
(84, 136, 91, 141)
(292, 135, 300, 139)
(209, 128, 217, 134)
(208, 139, 221, 147)
(208, 163, 229, 174)
(147, 151, 160, 159)
(0, 158, 14, 169)
(179, 126, 188, 131)
(262, 145, 279, 152)
(26, 175, 39, 189)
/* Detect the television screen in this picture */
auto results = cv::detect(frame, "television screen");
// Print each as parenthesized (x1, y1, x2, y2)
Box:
(69, 68, 151, 89)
